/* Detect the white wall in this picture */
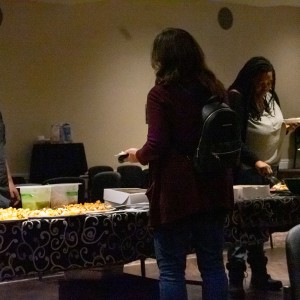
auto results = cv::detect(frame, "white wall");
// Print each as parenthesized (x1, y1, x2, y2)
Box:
(0, 0, 299, 176)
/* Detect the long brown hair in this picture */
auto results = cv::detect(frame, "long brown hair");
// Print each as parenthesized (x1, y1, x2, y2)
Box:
(229, 56, 278, 120)
(151, 28, 226, 99)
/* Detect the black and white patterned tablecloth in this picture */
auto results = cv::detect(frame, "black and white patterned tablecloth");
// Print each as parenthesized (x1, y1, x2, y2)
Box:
(0, 211, 154, 281)
(1, 195, 300, 281)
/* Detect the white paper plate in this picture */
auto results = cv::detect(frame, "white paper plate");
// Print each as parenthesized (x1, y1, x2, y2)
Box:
(28, 215, 65, 219)
(284, 118, 300, 124)
(85, 208, 116, 214)
(0, 218, 28, 223)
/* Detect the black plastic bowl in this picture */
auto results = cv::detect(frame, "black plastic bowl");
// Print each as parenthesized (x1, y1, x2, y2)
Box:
(284, 178, 300, 195)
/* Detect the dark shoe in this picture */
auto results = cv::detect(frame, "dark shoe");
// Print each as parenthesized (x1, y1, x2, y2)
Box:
(251, 274, 283, 291)
(228, 282, 245, 299)
(226, 261, 246, 299)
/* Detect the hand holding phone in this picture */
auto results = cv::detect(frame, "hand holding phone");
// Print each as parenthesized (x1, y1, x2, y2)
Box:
(115, 152, 129, 163)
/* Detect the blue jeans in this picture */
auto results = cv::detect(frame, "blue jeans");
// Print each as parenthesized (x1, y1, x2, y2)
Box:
(0, 187, 10, 208)
(228, 166, 275, 270)
(153, 212, 228, 300)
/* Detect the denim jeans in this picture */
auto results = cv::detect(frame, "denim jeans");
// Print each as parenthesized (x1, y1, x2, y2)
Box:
(0, 193, 10, 208)
(228, 166, 274, 269)
(154, 212, 228, 300)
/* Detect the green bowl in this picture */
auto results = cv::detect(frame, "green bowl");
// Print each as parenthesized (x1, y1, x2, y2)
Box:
(284, 178, 300, 195)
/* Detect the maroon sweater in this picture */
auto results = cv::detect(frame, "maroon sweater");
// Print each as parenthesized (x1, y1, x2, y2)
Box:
(136, 83, 234, 227)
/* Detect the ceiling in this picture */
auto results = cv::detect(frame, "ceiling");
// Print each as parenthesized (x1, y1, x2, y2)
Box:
(30, 0, 300, 6)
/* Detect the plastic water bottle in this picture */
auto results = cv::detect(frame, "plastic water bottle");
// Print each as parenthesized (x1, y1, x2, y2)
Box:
(62, 123, 72, 143)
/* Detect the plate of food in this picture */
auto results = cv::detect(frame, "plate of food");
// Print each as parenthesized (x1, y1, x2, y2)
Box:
(26, 207, 75, 219)
(86, 207, 116, 214)
(27, 209, 64, 219)
(0, 218, 28, 223)
(28, 215, 65, 220)
(284, 118, 300, 124)
(66, 201, 114, 213)
(0, 207, 29, 222)
(270, 182, 289, 192)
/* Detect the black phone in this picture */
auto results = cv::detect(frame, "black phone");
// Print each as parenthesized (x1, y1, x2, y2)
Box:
(118, 153, 129, 163)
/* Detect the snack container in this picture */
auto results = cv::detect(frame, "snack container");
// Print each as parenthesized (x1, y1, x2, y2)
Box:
(103, 188, 148, 206)
(233, 186, 243, 201)
(233, 185, 270, 200)
(49, 183, 81, 208)
(20, 185, 51, 210)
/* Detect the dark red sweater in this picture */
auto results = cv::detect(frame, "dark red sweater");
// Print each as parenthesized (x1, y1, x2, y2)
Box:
(136, 83, 234, 227)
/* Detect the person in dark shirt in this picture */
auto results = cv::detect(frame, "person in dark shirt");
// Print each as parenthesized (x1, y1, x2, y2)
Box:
(0, 111, 20, 207)
(122, 28, 234, 300)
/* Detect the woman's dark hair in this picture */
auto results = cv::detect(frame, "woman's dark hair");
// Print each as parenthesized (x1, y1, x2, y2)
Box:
(151, 28, 225, 99)
(229, 56, 277, 120)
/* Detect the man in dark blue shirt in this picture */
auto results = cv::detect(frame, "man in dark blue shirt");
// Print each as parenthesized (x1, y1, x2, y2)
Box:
(0, 112, 20, 207)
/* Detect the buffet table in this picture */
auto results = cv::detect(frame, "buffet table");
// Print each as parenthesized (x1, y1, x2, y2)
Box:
(0, 194, 300, 281)
(225, 193, 300, 246)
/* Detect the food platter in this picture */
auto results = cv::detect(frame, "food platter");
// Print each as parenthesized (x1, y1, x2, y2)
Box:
(270, 181, 289, 194)
(0, 218, 28, 223)
(284, 117, 300, 124)
(0, 207, 29, 222)
(86, 208, 116, 214)
(28, 215, 66, 220)
(0, 201, 115, 221)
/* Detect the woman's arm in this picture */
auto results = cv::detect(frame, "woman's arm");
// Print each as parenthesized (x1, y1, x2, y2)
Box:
(125, 86, 171, 165)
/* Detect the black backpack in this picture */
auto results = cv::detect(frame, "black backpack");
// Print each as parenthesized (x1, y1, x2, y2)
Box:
(193, 95, 241, 173)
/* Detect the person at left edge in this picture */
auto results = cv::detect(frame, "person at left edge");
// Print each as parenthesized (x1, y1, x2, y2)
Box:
(0, 111, 20, 208)
(122, 28, 234, 300)
(0, 1, 20, 206)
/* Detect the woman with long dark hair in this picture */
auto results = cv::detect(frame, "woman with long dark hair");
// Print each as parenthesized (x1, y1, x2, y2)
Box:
(226, 56, 300, 298)
(123, 28, 234, 300)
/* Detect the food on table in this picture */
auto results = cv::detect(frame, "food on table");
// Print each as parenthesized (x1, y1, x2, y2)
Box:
(0, 201, 113, 221)
(284, 117, 300, 124)
(0, 207, 28, 221)
(270, 182, 289, 192)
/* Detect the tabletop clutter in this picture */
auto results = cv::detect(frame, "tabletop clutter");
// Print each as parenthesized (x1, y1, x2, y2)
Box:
(50, 123, 73, 143)
(233, 185, 271, 201)
(233, 179, 292, 200)
(36, 123, 73, 144)
(0, 178, 296, 221)
(18, 185, 149, 210)
(0, 185, 150, 221)
(19, 183, 80, 210)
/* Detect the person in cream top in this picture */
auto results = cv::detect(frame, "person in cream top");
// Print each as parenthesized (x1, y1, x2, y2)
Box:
(226, 57, 299, 298)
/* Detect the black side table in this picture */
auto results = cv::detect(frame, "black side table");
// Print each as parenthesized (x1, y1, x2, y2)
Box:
(29, 143, 88, 183)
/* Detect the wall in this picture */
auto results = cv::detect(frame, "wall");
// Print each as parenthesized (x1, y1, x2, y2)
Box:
(0, 0, 299, 176)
